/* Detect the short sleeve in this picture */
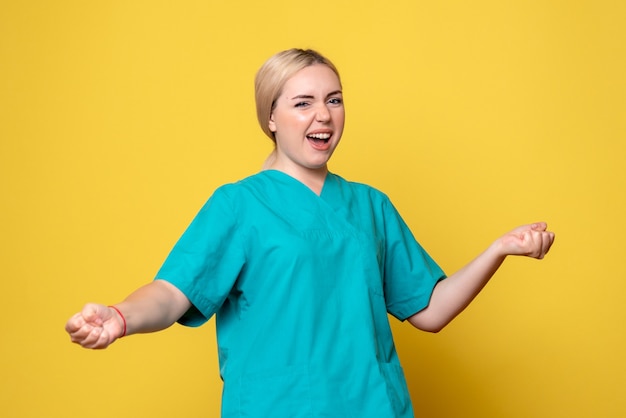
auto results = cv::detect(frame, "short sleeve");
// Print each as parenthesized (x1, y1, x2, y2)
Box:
(381, 198, 446, 321)
(155, 187, 246, 327)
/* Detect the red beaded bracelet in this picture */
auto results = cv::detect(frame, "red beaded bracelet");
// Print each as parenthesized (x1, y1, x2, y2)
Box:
(108, 305, 127, 338)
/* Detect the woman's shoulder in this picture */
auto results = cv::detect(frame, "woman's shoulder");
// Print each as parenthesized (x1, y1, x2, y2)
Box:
(213, 171, 269, 193)
(210, 171, 287, 206)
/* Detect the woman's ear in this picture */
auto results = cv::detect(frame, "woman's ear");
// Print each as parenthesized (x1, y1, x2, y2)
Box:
(268, 113, 277, 133)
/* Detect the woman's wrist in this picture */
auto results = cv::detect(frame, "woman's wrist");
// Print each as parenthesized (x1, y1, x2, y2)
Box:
(488, 238, 510, 261)
(108, 305, 127, 338)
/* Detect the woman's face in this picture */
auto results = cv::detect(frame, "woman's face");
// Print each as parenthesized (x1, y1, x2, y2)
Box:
(268, 64, 344, 175)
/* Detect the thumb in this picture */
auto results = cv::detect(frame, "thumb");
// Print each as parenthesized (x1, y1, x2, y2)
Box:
(81, 303, 107, 326)
(530, 222, 548, 231)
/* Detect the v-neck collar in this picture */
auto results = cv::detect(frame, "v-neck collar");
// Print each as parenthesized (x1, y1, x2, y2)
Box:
(261, 169, 332, 197)
(258, 169, 350, 222)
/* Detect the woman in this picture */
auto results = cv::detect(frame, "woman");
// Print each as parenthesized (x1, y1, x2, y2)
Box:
(66, 48, 555, 417)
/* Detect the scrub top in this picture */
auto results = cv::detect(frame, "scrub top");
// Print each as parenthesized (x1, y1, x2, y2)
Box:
(156, 170, 446, 418)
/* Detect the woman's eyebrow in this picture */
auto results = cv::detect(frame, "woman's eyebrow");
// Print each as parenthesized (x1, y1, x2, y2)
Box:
(290, 94, 315, 100)
(289, 90, 343, 100)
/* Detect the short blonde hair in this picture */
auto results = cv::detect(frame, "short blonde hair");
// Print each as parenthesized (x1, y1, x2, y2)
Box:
(254, 48, 341, 141)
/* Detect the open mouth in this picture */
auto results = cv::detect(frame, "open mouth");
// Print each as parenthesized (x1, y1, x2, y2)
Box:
(306, 132, 331, 145)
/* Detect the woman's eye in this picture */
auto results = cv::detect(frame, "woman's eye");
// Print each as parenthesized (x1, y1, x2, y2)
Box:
(328, 97, 343, 105)
(295, 102, 309, 108)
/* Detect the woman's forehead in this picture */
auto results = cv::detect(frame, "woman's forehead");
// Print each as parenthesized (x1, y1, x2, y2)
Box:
(281, 65, 342, 95)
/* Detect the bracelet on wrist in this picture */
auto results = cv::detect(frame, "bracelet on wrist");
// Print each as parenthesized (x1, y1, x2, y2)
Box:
(108, 305, 127, 338)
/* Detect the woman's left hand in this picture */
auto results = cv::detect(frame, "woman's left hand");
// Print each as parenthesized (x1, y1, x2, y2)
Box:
(497, 222, 555, 259)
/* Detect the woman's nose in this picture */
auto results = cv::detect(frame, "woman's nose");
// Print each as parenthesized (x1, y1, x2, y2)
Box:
(315, 104, 331, 122)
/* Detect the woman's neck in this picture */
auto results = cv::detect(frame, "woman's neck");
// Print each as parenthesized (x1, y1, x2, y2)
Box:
(265, 162, 328, 195)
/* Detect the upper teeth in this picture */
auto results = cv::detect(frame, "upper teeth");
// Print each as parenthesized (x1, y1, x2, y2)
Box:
(308, 133, 331, 139)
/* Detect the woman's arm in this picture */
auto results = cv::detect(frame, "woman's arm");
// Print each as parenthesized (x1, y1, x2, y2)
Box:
(408, 222, 555, 333)
(65, 279, 191, 349)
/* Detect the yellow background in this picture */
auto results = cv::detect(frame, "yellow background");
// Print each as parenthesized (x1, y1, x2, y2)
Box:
(1, 1, 625, 417)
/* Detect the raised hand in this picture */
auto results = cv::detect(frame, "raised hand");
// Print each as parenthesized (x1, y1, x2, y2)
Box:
(408, 221, 556, 332)
(65, 303, 124, 349)
(497, 222, 555, 259)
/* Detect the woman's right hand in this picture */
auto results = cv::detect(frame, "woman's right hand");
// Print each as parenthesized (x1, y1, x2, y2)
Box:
(65, 303, 124, 349)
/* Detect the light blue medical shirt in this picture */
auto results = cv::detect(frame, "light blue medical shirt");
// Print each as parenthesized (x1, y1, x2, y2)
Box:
(156, 170, 446, 418)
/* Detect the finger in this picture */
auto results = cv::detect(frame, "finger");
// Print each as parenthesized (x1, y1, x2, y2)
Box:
(79, 328, 99, 348)
(523, 229, 544, 258)
(535, 234, 546, 259)
(79, 326, 107, 349)
(535, 231, 555, 259)
(92, 329, 114, 349)
(531, 222, 547, 232)
(529, 232, 543, 258)
(85, 327, 115, 349)
(542, 231, 555, 256)
(69, 323, 96, 344)
(65, 312, 86, 333)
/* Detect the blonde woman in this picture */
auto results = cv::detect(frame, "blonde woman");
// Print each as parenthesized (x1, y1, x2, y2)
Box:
(66, 48, 555, 417)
